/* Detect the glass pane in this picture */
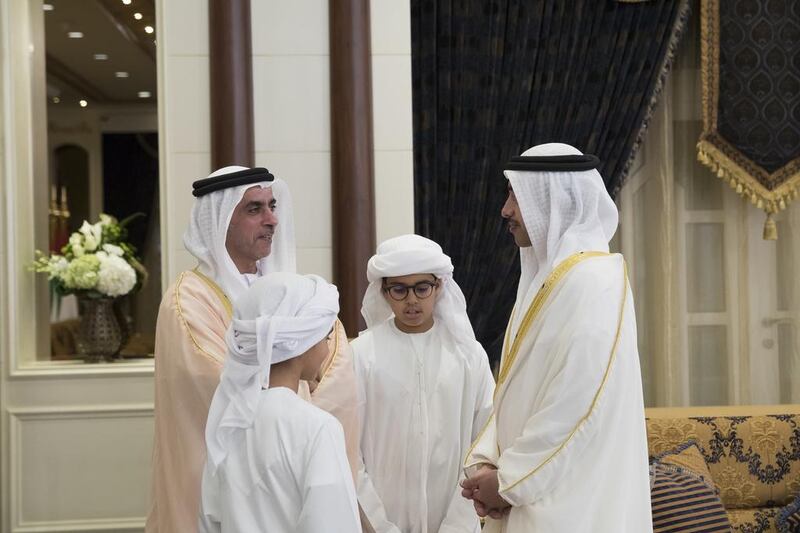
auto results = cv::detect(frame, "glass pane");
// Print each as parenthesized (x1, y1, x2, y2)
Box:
(686, 223, 726, 312)
(776, 220, 794, 311)
(778, 324, 797, 404)
(689, 325, 728, 405)
(40, 1, 160, 361)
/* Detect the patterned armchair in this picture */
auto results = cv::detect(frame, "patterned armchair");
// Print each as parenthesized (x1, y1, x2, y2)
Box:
(646, 406, 800, 533)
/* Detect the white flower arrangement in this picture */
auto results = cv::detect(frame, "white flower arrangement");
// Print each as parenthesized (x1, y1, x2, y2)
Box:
(31, 213, 147, 299)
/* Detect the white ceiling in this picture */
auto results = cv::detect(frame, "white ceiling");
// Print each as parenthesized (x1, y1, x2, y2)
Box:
(45, 0, 157, 106)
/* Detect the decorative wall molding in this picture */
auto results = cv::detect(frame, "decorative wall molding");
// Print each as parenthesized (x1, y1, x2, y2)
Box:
(8, 405, 153, 533)
(8, 361, 154, 380)
(12, 516, 144, 533)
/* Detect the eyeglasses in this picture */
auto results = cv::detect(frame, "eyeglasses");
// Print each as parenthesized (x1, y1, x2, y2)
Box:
(383, 281, 439, 301)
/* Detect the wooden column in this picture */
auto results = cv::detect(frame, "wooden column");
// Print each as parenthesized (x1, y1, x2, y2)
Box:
(330, 0, 376, 336)
(209, 0, 254, 168)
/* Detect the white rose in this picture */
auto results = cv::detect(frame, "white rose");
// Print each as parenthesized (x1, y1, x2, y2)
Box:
(96, 254, 137, 297)
(79, 221, 103, 247)
(102, 244, 124, 257)
(69, 232, 82, 247)
(99, 213, 113, 226)
(79, 221, 94, 238)
(72, 244, 85, 257)
(84, 234, 98, 252)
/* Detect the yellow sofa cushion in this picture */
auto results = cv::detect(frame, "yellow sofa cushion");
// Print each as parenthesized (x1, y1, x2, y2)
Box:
(650, 442, 731, 532)
(646, 415, 800, 509)
(727, 507, 781, 533)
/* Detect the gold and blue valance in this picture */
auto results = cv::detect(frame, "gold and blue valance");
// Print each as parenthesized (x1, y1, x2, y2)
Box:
(698, 0, 800, 239)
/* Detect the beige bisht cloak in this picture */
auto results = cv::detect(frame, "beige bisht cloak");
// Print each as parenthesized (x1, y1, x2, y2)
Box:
(146, 166, 359, 532)
(146, 271, 359, 533)
(465, 144, 651, 532)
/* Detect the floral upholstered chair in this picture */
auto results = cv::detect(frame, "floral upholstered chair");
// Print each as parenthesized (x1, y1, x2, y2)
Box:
(646, 406, 800, 533)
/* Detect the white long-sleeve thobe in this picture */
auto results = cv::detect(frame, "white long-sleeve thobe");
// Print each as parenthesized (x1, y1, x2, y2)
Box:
(198, 387, 361, 533)
(466, 253, 652, 533)
(353, 320, 495, 533)
(147, 270, 360, 532)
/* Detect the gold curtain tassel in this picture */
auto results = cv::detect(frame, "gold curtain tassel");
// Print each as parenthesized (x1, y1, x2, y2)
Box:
(763, 213, 778, 240)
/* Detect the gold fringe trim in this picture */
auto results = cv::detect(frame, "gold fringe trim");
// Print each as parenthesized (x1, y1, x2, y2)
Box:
(699, 0, 800, 240)
(697, 141, 800, 240)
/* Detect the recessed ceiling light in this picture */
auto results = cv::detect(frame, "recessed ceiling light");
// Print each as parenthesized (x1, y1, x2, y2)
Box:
(138, 91, 151, 98)
(43, 4, 54, 11)
(122, 0, 132, 4)
(79, 100, 88, 107)
(68, 31, 84, 39)
(52, 96, 60, 104)
(94, 53, 108, 61)
(134, 12, 143, 20)
(115, 71, 129, 78)
(144, 25, 154, 34)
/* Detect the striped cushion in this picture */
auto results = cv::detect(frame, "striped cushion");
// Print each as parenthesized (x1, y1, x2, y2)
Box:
(651, 442, 732, 533)
(778, 493, 800, 532)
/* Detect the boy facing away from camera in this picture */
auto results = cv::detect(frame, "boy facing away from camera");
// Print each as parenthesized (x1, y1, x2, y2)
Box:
(198, 272, 361, 533)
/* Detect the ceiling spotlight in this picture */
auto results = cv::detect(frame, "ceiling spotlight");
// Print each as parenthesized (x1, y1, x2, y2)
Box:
(52, 96, 60, 104)
(138, 91, 151, 98)
(68, 31, 84, 39)
(79, 100, 88, 108)
(122, 0, 132, 4)
(94, 53, 108, 61)
(144, 25, 154, 34)
(133, 12, 142, 20)
(115, 71, 129, 78)
(43, 4, 54, 11)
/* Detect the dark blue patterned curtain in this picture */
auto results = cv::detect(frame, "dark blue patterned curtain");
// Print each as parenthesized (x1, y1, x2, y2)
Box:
(411, 0, 690, 364)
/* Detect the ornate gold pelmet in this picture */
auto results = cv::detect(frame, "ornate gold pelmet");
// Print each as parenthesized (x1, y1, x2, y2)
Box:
(698, 0, 800, 240)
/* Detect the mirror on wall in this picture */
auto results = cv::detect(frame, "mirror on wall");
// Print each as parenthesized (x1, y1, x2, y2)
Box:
(37, 0, 160, 361)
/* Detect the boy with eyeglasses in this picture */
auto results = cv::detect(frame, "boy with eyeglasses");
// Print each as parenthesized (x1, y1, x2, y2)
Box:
(352, 234, 495, 533)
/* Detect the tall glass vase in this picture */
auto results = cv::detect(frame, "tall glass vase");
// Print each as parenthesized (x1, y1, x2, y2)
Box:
(77, 296, 122, 363)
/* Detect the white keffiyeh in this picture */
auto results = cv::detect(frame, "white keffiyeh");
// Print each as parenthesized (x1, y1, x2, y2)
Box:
(183, 166, 296, 303)
(204, 272, 339, 472)
(504, 143, 618, 336)
(360, 234, 477, 349)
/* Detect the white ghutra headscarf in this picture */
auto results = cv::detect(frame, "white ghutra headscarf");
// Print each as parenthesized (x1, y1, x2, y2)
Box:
(183, 166, 297, 303)
(204, 272, 340, 472)
(504, 143, 618, 335)
(361, 234, 477, 349)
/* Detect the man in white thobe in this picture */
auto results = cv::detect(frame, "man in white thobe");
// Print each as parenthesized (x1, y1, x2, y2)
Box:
(461, 143, 652, 532)
(353, 234, 495, 533)
(199, 273, 361, 533)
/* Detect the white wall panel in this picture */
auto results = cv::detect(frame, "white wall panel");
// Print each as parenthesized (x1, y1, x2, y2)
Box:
(256, 151, 332, 249)
(371, 0, 412, 55)
(162, 0, 209, 55)
(163, 57, 210, 154)
(374, 150, 414, 243)
(251, 0, 328, 56)
(252, 56, 331, 153)
(371, 55, 413, 152)
(295, 247, 334, 280)
(9, 406, 153, 532)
